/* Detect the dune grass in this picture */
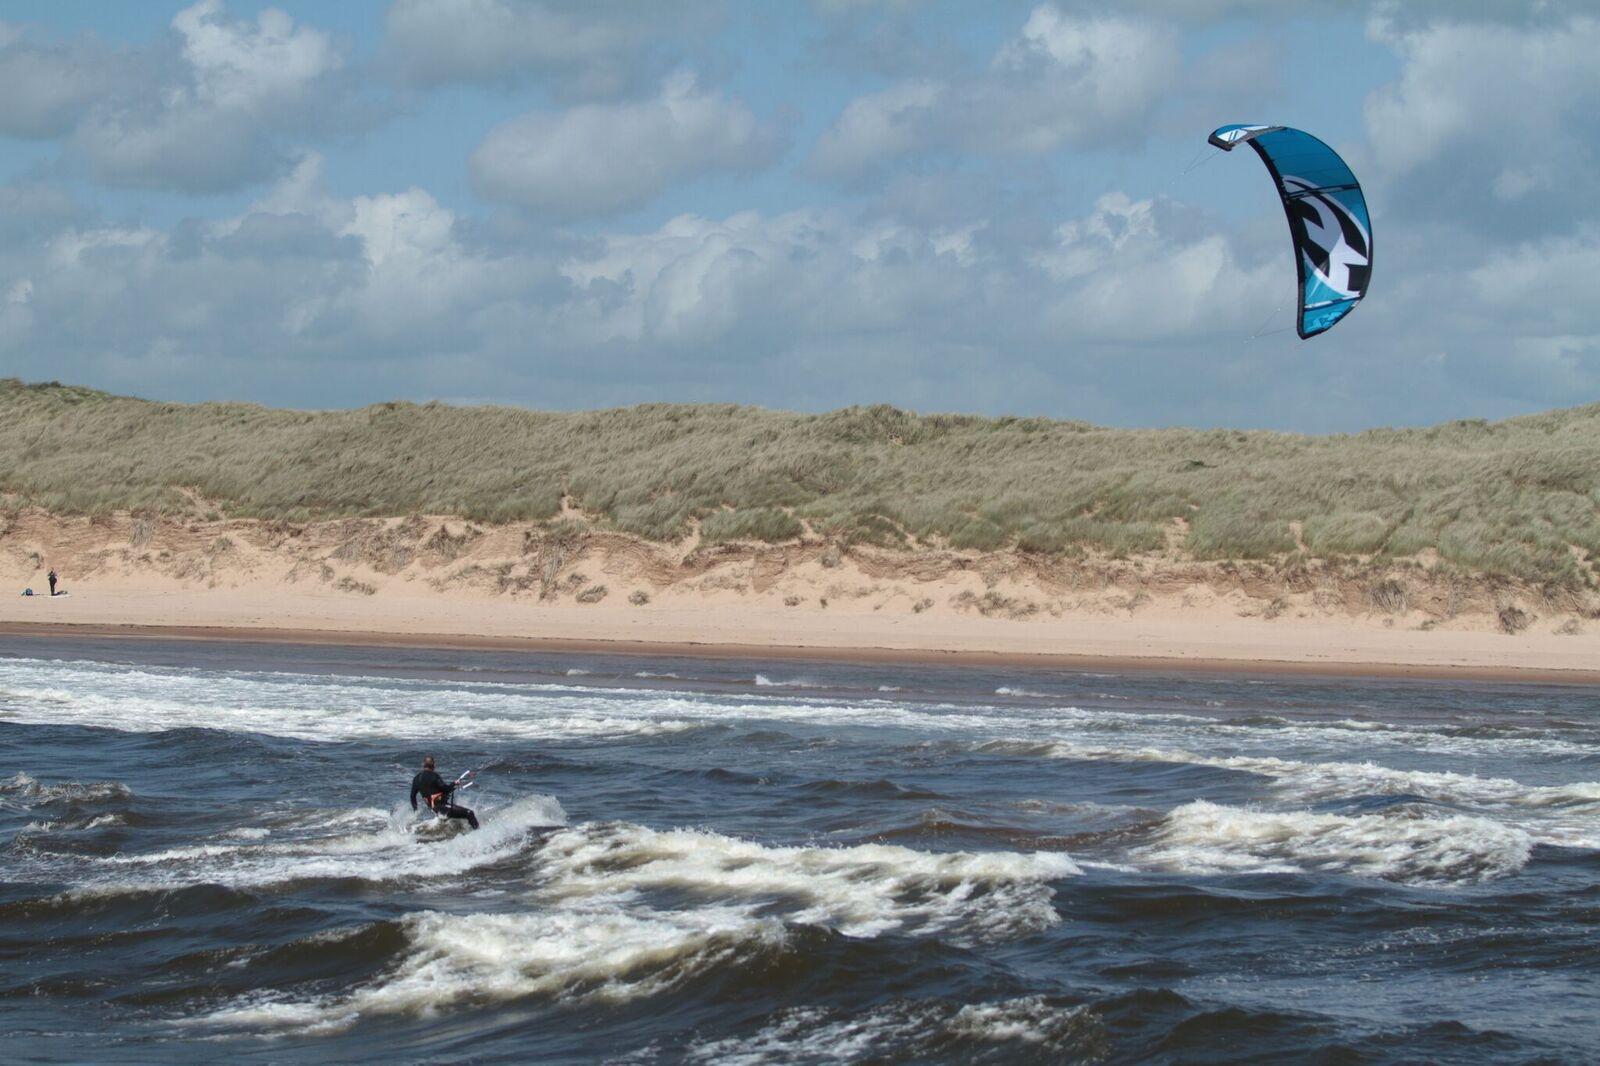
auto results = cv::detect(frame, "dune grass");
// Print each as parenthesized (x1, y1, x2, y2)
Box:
(4, 378, 1599, 586)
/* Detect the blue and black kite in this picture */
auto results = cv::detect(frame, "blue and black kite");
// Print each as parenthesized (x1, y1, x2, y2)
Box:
(1210, 124, 1372, 339)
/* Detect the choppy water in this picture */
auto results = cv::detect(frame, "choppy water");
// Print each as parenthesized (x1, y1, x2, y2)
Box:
(2, 637, 1597, 1063)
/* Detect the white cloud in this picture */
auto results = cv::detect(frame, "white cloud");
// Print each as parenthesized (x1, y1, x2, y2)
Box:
(383, 0, 716, 99)
(554, 190, 1281, 362)
(1034, 192, 1280, 341)
(1470, 230, 1600, 338)
(1367, 1, 1595, 29)
(805, 0, 965, 80)
(67, 1, 355, 192)
(3, 158, 1596, 429)
(8, 2, 1600, 431)
(216, 154, 527, 344)
(1037, 1, 1592, 26)
(558, 209, 903, 348)
(992, 6, 1177, 148)
(173, 0, 340, 112)
(809, 5, 1177, 179)
(0, 181, 81, 242)
(810, 80, 941, 178)
(1508, 334, 1600, 401)
(1364, 13, 1600, 231)
(0, 23, 123, 138)
(1051, 0, 1317, 17)
(242, 151, 342, 223)
(0, 2, 370, 193)
(470, 71, 786, 217)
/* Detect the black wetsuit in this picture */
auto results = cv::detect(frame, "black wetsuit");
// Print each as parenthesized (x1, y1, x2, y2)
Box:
(47, 571, 57, 596)
(410, 769, 478, 829)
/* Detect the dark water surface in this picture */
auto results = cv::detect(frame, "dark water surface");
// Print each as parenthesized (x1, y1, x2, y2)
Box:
(2, 636, 1597, 1063)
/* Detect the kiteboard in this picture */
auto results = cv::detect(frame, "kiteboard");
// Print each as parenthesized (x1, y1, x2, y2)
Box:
(410, 814, 472, 840)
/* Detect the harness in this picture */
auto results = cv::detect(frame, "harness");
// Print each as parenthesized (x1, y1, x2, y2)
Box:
(420, 768, 473, 813)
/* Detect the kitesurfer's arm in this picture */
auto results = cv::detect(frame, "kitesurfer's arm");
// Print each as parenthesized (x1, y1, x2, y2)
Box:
(409, 774, 421, 811)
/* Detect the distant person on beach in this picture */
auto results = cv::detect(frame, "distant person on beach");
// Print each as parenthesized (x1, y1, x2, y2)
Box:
(47, 569, 57, 596)
(410, 756, 478, 829)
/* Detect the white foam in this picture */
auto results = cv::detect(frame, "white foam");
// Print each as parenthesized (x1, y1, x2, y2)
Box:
(192, 903, 784, 1034)
(534, 822, 1078, 941)
(19, 812, 126, 834)
(227, 827, 272, 840)
(1246, 718, 1600, 760)
(2, 657, 1050, 744)
(685, 1004, 934, 1064)
(5, 655, 1593, 769)
(0, 661, 706, 744)
(753, 674, 818, 688)
(684, 996, 1093, 1064)
(183, 819, 1078, 1036)
(0, 771, 131, 806)
(25, 653, 1584, 773)
(1250, 756, 1600, 810)
(950, 995, 1090, 1045)
(77, 795, 565, 895)
(987, 739, 1600, 825)
(1134, 800, 1534, 886)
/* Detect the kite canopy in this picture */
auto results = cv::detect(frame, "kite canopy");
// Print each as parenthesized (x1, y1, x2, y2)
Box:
(1209, 124, 1371, 339)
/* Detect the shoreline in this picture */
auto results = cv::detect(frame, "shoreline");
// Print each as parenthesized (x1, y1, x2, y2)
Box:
(6, 508, 1598, 688)
(4, 618, 1598, 686)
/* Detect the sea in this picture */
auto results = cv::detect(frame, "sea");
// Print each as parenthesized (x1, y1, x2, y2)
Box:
(2, 635, 1597, 1063)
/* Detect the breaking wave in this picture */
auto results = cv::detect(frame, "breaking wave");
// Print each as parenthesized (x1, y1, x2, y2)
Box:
(1, 771, 131, 807)
(192, 904, 784, 1034)
(978, 739, 1600, 822)
(1133, 800, 1534, 885)
(753, 674, 822, 689)
(0, 667, 706, 744)
(683, 995, 1101, 1064)
(535, 822, 1078, 941)
(184, 820, 1077, 1034)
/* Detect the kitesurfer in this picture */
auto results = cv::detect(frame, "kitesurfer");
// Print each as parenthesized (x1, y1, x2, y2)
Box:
(47, 569, 57, 596)
(410, 755, 478, 829)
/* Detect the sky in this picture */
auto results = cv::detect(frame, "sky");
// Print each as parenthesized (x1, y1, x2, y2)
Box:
(0, 0, 1596, 432)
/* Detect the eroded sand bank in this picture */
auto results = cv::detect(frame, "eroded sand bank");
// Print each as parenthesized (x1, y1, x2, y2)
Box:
(3, 510, 1596, 681)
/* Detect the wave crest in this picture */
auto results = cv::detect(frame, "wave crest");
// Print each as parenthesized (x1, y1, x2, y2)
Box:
(535, 821, 1077, 941)
(1134, 800, 1533, 885)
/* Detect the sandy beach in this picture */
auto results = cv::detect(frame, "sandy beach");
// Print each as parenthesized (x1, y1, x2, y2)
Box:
(4, 508, 1597, 682)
